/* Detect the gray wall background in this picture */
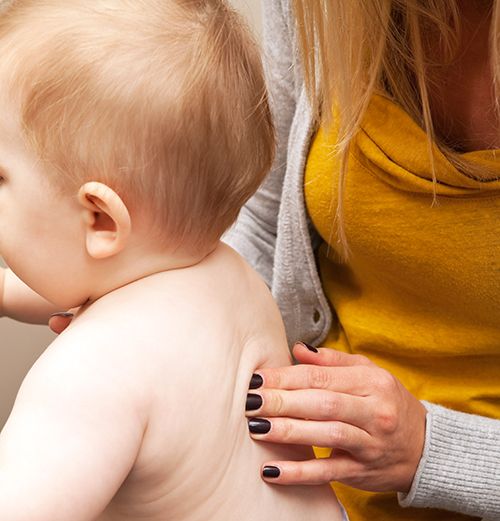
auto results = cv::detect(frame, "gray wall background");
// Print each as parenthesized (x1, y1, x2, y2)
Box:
(0, 0, 262, 430)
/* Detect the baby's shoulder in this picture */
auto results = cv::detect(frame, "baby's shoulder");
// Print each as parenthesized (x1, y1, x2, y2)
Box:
(91, 243, 280, 346)
(36, 310, 152, 390)
(47, 243, 284, 386)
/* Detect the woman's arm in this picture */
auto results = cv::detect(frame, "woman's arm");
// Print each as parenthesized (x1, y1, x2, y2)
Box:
(400, 401, 500, 518)
(224, 0, 298, 287)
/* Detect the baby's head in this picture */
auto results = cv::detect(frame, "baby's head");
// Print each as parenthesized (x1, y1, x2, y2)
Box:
(0, 0, 274, 306)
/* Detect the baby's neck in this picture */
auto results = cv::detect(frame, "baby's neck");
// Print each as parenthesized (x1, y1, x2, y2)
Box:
(83, 242, 216, 308)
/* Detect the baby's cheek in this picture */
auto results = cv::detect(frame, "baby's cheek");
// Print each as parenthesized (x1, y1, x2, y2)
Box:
(48, 288, 91, 315)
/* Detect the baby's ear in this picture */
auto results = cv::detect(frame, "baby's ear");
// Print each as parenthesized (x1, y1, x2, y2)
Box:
(77, 182, 131, 259)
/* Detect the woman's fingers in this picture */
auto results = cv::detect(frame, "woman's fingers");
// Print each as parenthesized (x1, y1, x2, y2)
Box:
(293, 343, 375, 368)
(246, 388, 372, 426)
(254, 345, 376, 396)
(248, 416, 370, 453)
(255, 364, 374, 396)
(260, 454, 361, 486)
(248, 346, 427, 492)
(48, 311, 75, 334)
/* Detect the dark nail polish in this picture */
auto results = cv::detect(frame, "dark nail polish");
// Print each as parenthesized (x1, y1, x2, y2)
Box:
(248, 418, 271, 434)
(249, 373, 263, 389)
(50, 312, 74, 318)
(246, 393, 263, 411)
(298, 341, 318, 353)
(263, 466, 280, 478)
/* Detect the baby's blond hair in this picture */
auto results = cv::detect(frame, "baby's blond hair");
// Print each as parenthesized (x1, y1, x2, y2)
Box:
(0, 0, 274, 253)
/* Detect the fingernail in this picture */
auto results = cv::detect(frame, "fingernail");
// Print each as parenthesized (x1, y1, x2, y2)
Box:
(262, 466, 280, 478)
(50, 312, 74, 318)
(246, 393, 263, 411)
(298, 341, 318, 353)
(248, 418, 271, 434)
(249, 373, 263, 389)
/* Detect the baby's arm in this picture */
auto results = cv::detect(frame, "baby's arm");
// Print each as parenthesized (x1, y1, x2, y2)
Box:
(0, 268, 60, 323)
(0, 326, 147, 521)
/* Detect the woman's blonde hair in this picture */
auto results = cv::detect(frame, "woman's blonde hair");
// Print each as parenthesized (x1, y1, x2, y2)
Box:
(0, 0, 274, 254)
(293, 0, 499, 251)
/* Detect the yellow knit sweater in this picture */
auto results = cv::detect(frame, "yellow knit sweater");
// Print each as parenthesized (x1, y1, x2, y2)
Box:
(304, 94, 500, 521)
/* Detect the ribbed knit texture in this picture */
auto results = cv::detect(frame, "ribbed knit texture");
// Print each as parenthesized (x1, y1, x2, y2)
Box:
(400, 403, 500, 519)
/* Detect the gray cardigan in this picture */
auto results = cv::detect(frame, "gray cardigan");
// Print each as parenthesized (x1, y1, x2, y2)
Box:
(224, 0, 500, 518)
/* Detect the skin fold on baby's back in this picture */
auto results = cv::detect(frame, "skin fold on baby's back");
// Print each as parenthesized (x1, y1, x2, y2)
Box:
(86, 243, 342, 520)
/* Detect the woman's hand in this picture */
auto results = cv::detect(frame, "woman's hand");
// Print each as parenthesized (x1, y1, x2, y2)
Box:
(246, 342, 427, 493)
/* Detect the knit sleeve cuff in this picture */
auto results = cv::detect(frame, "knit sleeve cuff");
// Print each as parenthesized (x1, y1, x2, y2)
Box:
(398, 401, 500, 519)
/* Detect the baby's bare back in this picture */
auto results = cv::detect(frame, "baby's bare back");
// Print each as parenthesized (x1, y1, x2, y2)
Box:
(95, 243, 341, 521)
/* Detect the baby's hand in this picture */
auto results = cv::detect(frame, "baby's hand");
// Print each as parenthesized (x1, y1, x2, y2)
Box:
(0, 268, 61, 324)
(0, 267, 5, 317)
(48, 311, 75, 334)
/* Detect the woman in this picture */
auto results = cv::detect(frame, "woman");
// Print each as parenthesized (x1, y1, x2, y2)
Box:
(226, 0, 500, 520)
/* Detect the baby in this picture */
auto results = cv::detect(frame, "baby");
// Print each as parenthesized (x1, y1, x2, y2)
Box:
(0, 0, 345, 520)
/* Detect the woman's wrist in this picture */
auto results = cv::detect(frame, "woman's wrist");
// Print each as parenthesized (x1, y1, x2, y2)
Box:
(397, 401, 431, 506)
(398, 401, 500, 519)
